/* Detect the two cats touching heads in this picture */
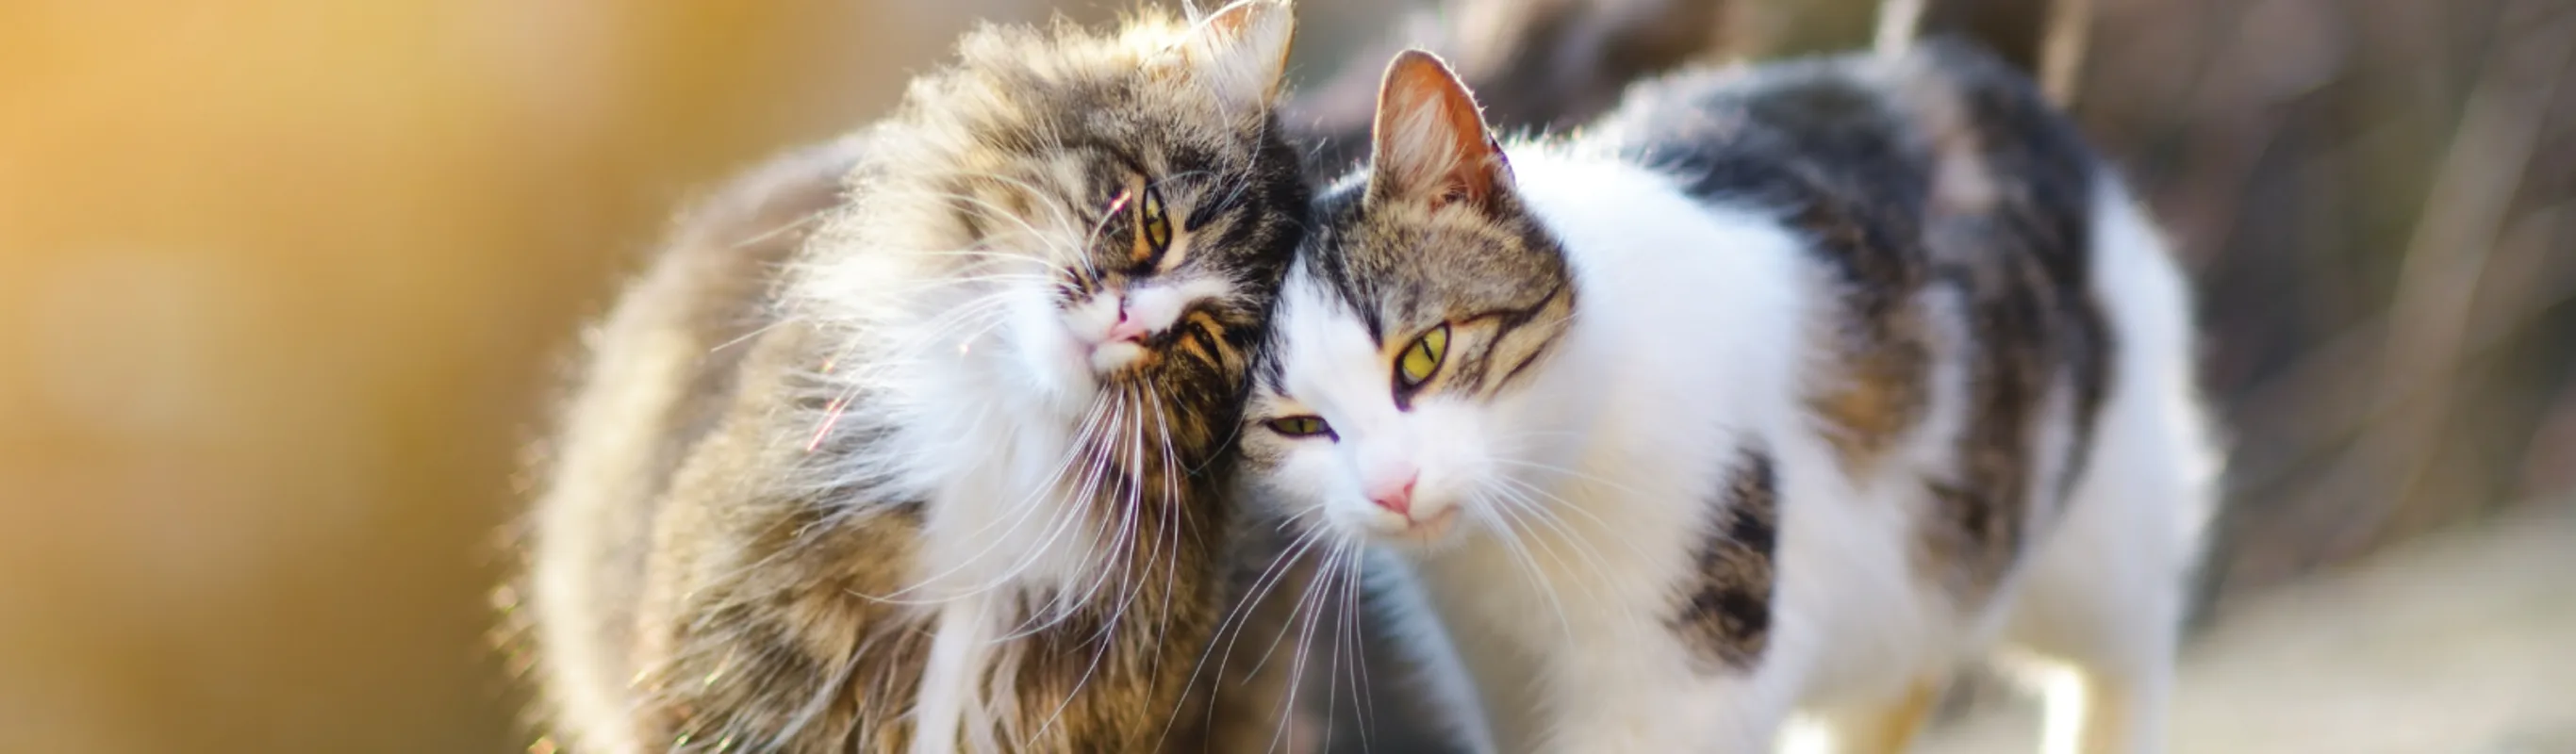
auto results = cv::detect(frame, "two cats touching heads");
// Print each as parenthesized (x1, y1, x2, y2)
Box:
(520, 1, 2217, 752)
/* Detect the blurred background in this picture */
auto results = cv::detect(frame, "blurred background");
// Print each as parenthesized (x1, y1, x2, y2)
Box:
(1, 0, 2568, 751)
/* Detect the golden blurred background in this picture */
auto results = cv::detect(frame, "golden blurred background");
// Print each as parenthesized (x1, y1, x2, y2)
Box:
(0, 1, 1018, 749)
(2, 0, 2568, 751)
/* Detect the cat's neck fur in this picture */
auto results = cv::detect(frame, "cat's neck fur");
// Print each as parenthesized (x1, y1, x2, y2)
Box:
(849, 310, 1115, 598)
(1456, 141, 1810, 553)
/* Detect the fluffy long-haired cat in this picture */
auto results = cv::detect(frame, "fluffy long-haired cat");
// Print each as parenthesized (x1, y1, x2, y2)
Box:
(520, 2, 1315, 751)
(1239, 43, 2216, 753)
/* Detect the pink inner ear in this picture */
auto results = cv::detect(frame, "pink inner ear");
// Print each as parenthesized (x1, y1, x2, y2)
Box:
(1414, 124, 1500, 212)
(1371, 51, 1509, 211)
(1431, 177, 1478, 210)
(1439, 184, 1471, 206)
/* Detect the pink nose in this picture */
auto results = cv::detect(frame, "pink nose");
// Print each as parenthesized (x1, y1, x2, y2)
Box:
(1104, 317, 1149, 343)
(1367, 475, 1417, 517)
(1103, 299, 1150, 343)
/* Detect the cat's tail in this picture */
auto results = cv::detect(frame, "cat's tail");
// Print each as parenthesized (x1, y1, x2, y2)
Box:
(1874, 0, 2094, 105)
(1873, 0, 1928, 58)
(2034, 0, 2094, 104)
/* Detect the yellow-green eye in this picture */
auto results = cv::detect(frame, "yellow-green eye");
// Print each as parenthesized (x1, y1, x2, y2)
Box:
(1265, 416, 1332, 438)
(1139, 187, 1172, 253)
(1397, 324, 1448, 386)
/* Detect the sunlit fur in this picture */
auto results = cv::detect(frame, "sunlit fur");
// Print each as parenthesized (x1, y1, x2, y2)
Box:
(1240, 46, 2215, 753)
(523, 3, 1315, 752)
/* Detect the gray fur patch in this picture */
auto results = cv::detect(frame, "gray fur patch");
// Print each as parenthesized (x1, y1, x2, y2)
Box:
(1670, 448, 1779, 672)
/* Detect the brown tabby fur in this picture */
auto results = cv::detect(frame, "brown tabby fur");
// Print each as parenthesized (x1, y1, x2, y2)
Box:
(520, 5, 1320, 751)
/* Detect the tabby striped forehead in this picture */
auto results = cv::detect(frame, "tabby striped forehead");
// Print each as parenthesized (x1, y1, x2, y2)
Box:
(883, 8, 1303, 243)
(1300, 182, 1570, 336)
(939, 50, 1289, 240)
(966, 66, 1268, 175)
(883, 7, 1312, 321)
(1261, 179, 1577, 401)
(939, 9, 1281, 172)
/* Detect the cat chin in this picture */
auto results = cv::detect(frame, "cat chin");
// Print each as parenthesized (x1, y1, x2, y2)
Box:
(1328, 503, 1470, 551)
(1086, 341, 1145, 373)
(997, 318, 1104, 417)
(1389, 507, 1469, 550)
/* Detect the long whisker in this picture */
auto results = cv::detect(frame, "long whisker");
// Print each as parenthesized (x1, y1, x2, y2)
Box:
(924, 180, 1091, 268)
(726, 205, 837, 252)
(1144, 383, 1183, 671)
(1162, 520, 1329, 746)
(1485, 471, 1632, 600)
(1483, 478, 1624, 633)
(989, 392, 1123, 636)
(1335, 542, 1374, 753)
(1270, 536, 1345, 754)
(845, 394, 1111, 605)
(1488, 456, 1643, 498)
(1473, 491, 1580, 644)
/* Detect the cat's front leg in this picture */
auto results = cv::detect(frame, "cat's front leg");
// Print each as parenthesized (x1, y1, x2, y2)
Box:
(2030, 664, 2168, 754)
(1381, 556, 1525, 754)
(1805, 676, 1947, 754)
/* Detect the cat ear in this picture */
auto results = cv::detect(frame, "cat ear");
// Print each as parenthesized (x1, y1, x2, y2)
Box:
(1367, 50, 1512, 213)
(1187, 0, 1296, 110)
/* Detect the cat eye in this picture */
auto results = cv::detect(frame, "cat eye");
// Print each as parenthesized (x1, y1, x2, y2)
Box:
(1396, 324, 1449, 387)
(1264, 416, 1334, 439)
(1138, 186, 1173, 255)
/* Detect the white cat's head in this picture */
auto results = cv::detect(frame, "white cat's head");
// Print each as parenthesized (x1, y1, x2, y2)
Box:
(1240, 51, 1577, 549)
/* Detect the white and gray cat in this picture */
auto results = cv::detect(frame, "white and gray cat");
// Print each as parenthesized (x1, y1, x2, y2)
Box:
(1240, 43, 2216, 754)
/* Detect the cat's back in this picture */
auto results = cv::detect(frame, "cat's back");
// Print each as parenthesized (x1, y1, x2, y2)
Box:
(523, 137, 861, 747)
(1588, 41, 2129, 607)
(1596, 48, 1937, 214)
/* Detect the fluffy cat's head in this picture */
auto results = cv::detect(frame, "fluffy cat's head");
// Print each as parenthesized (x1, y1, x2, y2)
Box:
(800, 0, 1307, 479)
(1241, 51, 1577, 549)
